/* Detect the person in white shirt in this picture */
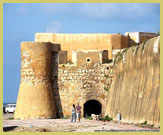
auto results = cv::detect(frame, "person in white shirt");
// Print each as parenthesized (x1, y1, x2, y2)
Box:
(71, 104, 76, 122)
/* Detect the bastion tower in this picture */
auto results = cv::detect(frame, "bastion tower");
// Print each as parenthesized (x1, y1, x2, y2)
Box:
(14, 42, 56, 119)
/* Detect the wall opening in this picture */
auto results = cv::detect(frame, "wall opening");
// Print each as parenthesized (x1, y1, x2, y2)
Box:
(86, 57, 91, 63)
(83, 100, 102, 118)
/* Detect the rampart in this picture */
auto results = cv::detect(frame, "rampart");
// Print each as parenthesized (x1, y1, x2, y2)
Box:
(105, 36, 160, 127)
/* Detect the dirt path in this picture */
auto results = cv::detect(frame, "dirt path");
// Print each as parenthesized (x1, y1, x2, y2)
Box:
(3, 113, 159, 132)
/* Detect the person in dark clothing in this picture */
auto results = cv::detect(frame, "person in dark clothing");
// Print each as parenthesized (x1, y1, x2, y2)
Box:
(76, 103, 81, 122)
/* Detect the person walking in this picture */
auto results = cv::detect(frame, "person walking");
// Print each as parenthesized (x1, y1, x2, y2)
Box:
(71, 104, 76, 122)
(76, 103, 81, 122)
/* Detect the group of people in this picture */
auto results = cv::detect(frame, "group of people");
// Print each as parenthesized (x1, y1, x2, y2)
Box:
(71, 103, 81, 122)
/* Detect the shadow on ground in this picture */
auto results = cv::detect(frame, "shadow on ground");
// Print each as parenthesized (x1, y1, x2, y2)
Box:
(3, 126, 18, 132)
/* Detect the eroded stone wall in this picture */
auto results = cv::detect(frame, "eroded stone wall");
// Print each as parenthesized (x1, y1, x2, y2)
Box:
(52, 63, 114, 118)
(105, 37, 160, 127)
(14, 42, 57, 119)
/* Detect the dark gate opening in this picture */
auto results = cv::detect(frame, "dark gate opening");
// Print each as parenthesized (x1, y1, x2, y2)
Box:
(84, 100, 102, 118)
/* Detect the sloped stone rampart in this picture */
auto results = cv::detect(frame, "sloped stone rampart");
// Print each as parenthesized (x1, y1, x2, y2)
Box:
(105, 37, 160, 127)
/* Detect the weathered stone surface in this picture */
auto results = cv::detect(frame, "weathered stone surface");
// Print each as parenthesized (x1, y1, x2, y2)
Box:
(105, 36, 160, 127)
(14, 42, 57, 119)
(71, 50, 108, 66)
(52, 62, 114, 118)
(35, 33, 130, 60)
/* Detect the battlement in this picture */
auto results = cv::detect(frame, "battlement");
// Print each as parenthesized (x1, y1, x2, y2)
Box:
(35, 33, 129, 60)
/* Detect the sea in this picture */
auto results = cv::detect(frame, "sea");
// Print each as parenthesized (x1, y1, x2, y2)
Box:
(3, 103, 16, 106)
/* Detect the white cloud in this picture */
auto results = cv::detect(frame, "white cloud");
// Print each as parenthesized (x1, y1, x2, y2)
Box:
(6, 3, 159, 20)
(77, 4, 118, 19)
(77, 3, 160, 20)
(45, 21, 64, 33)
(40, 3, 159, 20)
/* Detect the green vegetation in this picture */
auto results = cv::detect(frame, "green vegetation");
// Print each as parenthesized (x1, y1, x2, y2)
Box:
(62, 64, 65, 68)
(151, 124, 154, 127)
(142, 39, 148, 51)
(113, 48, 128, 65)
(141, 121, 147, 125)
(142, 39, 148, 45)
(103, 59, 112, 63)
(87, 115, 113, 121)
(100, 115, 113, 122)
(8, 117, 14, 120)
(113, 51, 121, 65)
(87, 116, 93, 120)
(104, 87, 109, 92)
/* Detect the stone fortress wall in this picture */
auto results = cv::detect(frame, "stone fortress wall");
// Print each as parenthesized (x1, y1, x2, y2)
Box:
(15, 32, 159, 127)
(105, 36, 160, 127)
(54, 63, 114, 118)
(14, 42, 57, 119)
(52, 50, 114, 118)
(35, 33, 130, 60)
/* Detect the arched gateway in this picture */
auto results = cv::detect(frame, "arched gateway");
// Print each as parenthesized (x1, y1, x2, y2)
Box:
(83, 100, 102, 118)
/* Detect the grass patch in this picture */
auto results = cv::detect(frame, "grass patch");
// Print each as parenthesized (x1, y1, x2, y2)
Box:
(87, 116, 93, 120)
(8, 117, 14, 120)
(100, 115, 113, 122)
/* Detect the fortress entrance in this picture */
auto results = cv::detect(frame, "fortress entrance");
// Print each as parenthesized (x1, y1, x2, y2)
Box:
(83, 100, 102, 118)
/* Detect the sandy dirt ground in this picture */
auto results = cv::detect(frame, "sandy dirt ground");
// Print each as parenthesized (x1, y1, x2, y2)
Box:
(3, 113, 160, 132)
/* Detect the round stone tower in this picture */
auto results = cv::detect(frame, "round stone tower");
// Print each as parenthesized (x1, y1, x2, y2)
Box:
(14, 42, 56, 119)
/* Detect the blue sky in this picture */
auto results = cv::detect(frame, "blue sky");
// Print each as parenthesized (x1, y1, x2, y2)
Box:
(3, 3, 160, 103)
